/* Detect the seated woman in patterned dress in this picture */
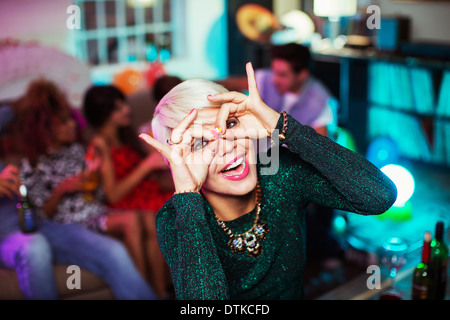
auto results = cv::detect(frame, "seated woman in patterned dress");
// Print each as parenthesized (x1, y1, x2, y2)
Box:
(15, 79, 157, 299)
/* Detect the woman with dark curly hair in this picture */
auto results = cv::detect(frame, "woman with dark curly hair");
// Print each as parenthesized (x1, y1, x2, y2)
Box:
(15, 78, 156, 299)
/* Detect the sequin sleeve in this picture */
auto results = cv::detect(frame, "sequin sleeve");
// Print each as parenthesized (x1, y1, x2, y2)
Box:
(275, 113, 397, 215)
(156, 192, 230, 299)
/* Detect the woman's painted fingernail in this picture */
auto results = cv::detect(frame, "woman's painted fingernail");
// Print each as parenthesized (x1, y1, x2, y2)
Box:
(215, 127, 222, 135)
(189, 108, 196, 114)
(139, 134, 150, 143)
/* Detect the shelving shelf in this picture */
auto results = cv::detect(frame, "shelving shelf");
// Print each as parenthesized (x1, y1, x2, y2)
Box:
(312, 47, 450, 168)
(368, 59, 450, 168)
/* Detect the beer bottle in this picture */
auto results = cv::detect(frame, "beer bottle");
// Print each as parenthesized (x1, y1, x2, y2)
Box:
(17, 183, 38, 233)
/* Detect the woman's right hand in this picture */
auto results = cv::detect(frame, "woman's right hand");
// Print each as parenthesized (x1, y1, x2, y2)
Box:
(207, 62, 280, 138)
(57, 174, 86, 195)
(0, 164, 20, 199)
(139, 109, 218, 193)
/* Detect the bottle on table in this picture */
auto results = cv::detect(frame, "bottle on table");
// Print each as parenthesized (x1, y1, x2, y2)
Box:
(430, 221, 448, 300)
(412, 231, 433, 300)
(17, 183, 38, 233)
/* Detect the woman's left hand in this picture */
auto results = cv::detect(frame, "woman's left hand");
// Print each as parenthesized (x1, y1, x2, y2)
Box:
(139, 110, 218, 194)
(207, 62, 280, 139)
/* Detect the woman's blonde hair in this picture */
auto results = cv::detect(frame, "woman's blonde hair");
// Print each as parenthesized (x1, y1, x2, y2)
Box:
(151, 79, 228, 145)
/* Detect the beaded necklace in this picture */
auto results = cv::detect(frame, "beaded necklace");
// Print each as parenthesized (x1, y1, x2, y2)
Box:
(214, 182, 269, 258)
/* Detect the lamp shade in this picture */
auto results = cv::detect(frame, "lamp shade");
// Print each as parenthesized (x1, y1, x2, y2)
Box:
(313, 0, 357, 18)
(127, 0, 156, 8)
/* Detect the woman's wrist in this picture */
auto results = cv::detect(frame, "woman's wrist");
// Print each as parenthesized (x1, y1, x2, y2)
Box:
(173, 181, 201, 195)
(259, 104, 281, 136)
(269, 111, 290, 146)
(174, 188, 200, 195)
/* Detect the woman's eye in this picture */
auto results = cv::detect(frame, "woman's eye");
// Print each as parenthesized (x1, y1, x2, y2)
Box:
(226, 119, 238, 129)
(193, 139, 209, 151)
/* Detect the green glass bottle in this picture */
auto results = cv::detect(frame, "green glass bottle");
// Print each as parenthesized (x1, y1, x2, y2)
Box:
(17, 183, 38, 233)
(412, 232, 433, 300)
(430, 221, 448, 300)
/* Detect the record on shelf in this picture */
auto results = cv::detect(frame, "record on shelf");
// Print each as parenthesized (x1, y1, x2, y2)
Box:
(236, 4, 281, 44)
(0, 39, 91, 108)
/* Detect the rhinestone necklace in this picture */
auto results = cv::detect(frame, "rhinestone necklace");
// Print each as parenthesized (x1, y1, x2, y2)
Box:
(214, 182, 269, 258)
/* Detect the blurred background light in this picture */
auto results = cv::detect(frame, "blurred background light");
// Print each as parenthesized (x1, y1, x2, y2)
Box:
(271, 10, 315, 45)
(146, 44, 158, 62)
(332, 214, 348, 235)
(366, 136, 400, 168)
(313, 0, 357, 19)
(159, 48, 171, 63)
(380, 164, 415, 207)
(127, 0, 156, 8)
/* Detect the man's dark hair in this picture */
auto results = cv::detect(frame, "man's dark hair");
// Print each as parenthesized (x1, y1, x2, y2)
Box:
(270, 43, 312, 73)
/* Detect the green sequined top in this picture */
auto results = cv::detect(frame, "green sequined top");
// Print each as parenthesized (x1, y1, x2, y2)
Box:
(156, 113, 397, 300)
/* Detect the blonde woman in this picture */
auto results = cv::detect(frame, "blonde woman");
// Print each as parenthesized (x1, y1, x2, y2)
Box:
(140, 62, 397, 300)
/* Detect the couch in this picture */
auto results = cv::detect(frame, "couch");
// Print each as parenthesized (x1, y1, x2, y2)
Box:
(0, 93, 163, 300)
(0, 265, 114, 300)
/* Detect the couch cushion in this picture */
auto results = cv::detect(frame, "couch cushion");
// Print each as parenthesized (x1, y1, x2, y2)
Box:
(0, 265, 113, 300)
(0, 268, 23, 299)
(54, 265, 113, 299)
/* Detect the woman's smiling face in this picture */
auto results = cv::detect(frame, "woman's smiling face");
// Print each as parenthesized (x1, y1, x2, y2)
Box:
(190, 107, 258, 197)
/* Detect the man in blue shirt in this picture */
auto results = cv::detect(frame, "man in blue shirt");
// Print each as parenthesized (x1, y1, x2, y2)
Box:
(218, 43, 336, 137)
(254, 43, 335, 137)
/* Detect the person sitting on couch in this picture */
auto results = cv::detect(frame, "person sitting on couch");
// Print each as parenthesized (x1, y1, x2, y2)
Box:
(0, 161, 60, 299)
(0, 161, 157, 300)
(0, 79, 157, 300)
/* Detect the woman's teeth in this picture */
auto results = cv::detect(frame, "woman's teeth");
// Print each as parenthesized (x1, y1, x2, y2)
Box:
(221, 156, 245, 176)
